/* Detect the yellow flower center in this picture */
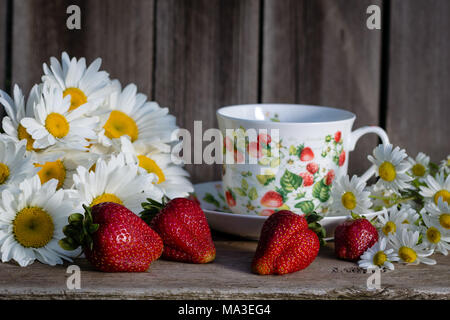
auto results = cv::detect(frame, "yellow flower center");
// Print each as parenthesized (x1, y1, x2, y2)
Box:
(13, 207, 54, 248)
(137, 155, 165, 184)
(0, 163, 10, 184)
(382, 221, 396, 236)
(103, 110, 138, 142)
(398, 246, 417, 263)
(45, 113, 70, 138)
(341, 191, 357, 210)
(411, 163, 426, 177)
(439, 214, 450, 229)
(373, 251, 387, 266)
(434, 190, 450, 205)
(426, 227, 441, 244)
(35, 160, 66, 189)
(379, 161, 396, 182)
(91, 193, 123, 207)
(63, 87, 88, 111)
(402, 219, 410, 224)
(17, 124, 37, 151)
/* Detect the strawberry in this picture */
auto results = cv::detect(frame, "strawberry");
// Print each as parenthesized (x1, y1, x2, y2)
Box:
(334, 131, 342, 143)
(247, 141, 263, 158)
(59, 203, 163, 272)
(300, 147, 314, 161)
(306, 162, 319, 174)
(252, 210, 322, 275)
(225, 190, 236, 207)
(141, 198, 216, 264)
(224, 136, 234, 152)
(325, 169, 335, 186)
(299, 172, 314, 187)
(338, 150, 346, 166)
(234, 150, 244, 163)
(258, 133, 271, 146)
(260, 191, 283, 208)
(334, 217, 378, 261)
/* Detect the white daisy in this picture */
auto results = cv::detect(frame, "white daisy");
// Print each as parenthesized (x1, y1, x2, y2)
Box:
(390, 229, 436, 265)
(439, 155, 450, 175)
(358, 237, 399, 270)
(20, 85, 99, 150)
(368, 144, 412, 194)
(420, 172, 450, 206)
(377, 205, 417, 237)
(42, 52, 112, 112)
(97, 80, 178, 148)
(421, 210, 450, 255)
(0, 176, 81, 267)
(0, 84, 42, 151)
(368, 184, 396, 211)
(407, 152, 430, 182)
(34, 149, 98, 190)
(330, 175, 372, 216)
(72, 153, 164, 214)
(423, 197, 450, 231)
(0, 137, 38, 192)
(115, 136, 193, 199)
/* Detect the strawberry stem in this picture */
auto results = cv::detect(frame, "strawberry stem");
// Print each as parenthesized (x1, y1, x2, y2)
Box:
(139, 197, 167, 225)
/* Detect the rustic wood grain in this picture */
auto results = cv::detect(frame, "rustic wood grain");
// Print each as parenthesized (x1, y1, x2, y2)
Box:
(387, 0, 450, 163)
(154, 0, 260, 183)
(262, 0, 383, 176)
(0, 0, 8, 120)
(0, 241, 448, 300)
(12, 0, 154, 95)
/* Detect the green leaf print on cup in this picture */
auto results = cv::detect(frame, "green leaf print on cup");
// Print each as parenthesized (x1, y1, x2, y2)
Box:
(241, 179, 249, 191)
(312, 179, 331, 203)
(280, 169, 303, 193)
(203, 193, 221, 208)
(256, 174, 276, 186)
(295, 200, 315, 214)
(248, 187, 258, 200)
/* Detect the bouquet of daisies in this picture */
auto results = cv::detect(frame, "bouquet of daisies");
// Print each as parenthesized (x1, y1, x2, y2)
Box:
(0, 52, 193, 267)
(330, 144, 450, 270)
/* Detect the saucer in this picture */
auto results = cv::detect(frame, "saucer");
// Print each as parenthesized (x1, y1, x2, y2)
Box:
(194, 181, 383, 240)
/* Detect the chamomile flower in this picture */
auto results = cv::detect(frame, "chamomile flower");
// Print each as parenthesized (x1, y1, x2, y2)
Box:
(390, 229, 436, 265)
(423, 198, 450, 232)
(368, 184, 396, 211)
(115, 137, 193, 199)
(377, 205, 417, 237)
(72, 154, 164, 214)
(0, 84, 42, 151)
(420, 211, 450, 255)
(0, 137, 38, 192)
(20, 85, 99, 150)
(330, 175, 372, 216)
(358, 237, 399, 270)
(368, 144, 413, 194)
(407, 152, 430, 182)
(34, 149, 98, 189)
(0, 176, 81, 267)
(97, 80, 177, 147)
(42, 52, 112, 112)
(420, 172, 450, 205)
(440, 155, 450, 175)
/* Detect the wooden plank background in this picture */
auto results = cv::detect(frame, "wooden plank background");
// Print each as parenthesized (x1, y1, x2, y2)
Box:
(1, 0, 449, 183)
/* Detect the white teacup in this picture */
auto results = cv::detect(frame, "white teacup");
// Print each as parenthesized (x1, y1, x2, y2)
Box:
(216, 104, 389, 216)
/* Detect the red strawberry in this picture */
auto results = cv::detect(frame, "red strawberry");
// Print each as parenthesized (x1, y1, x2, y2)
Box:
(234, 150, 244, 163)
(247, 141, 263, 158)
(252, 210, 320, 275)
(224, 136, 234, 152)
(338, 150, 346, 167)
(141, 198, 216, 264)
(299, 172, 314, 187)
(258, 133, 271, 146)
(306, 162, 319, 174)
(225, 190, 236, 207)
(334, 218, 378, 261)
(300, 147, 314, 161)
(334, 131, 342, 143)
(187, 194, 200, 206)
(59, 203, 163, 272)
(259, 209, 275, 216)
(325, 169, 335, 186)
(260, 191, 283, 208)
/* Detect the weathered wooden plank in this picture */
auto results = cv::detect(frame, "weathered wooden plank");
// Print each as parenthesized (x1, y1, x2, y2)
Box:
(387, 0, 450, 163)
(0, 241, 448, 299)
(262, 0, 383, 176)
(12, 0, 154, 95)
(154, 0, 260, 183)
(0, 0, 8, 120)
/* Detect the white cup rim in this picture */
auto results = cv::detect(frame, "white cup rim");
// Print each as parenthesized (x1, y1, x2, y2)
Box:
(217, 103, 356, 125)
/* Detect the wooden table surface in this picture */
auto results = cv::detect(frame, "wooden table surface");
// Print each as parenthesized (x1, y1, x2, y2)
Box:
(0, 234, 448, 300)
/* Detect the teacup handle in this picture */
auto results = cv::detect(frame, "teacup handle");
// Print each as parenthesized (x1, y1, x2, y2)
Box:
(349, 126, 390, 182)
